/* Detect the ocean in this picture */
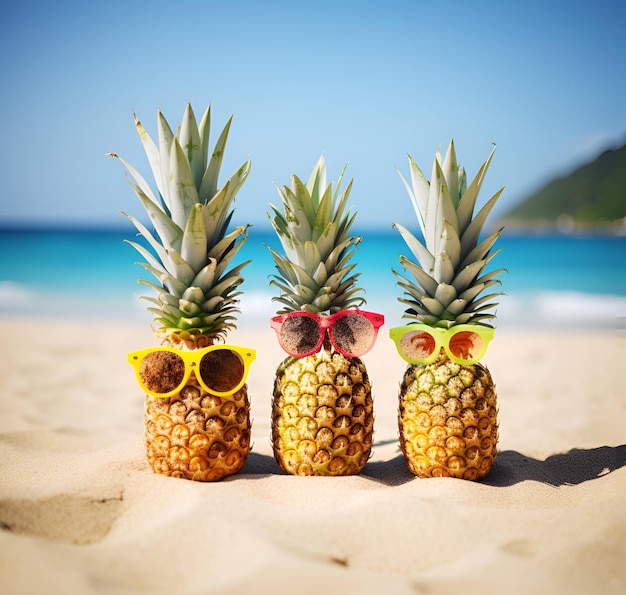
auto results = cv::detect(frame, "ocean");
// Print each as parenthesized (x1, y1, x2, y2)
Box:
(1, 227, 625, 330)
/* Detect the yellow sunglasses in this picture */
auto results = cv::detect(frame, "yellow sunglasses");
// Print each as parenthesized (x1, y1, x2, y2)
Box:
(128, 345, 256, 399)
(389, 324, 494, 365)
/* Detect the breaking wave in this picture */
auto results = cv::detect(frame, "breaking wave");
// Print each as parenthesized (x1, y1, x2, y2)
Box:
(495, 291, 626, 330)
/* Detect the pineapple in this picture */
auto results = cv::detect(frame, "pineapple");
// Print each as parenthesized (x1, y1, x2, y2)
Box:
(110, 103, 253, 481)
(392, 140, 505, 480)
(267, 156, 379, 476)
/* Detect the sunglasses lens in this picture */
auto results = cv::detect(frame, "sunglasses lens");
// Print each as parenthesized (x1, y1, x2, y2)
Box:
(332, 313, 375, 356)
(199, 349, 245, 393)
(399, 330, 437, 362)
(449, 331, 483, 361)
(279, 315, 321, 355)
(139, 351, 185, 395)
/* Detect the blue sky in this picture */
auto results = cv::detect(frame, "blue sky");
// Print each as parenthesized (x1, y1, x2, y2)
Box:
(0, 0, 624, 230)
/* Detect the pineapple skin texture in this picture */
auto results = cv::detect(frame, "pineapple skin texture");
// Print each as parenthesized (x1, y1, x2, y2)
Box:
(398, 355, 498, 480)
(144, 378, 251, 481)
(272, 350, 374, 476)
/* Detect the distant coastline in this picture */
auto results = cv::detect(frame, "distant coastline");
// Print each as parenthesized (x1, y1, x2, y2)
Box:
(498, 142, 626, 233)
(493, 216, 626, 237)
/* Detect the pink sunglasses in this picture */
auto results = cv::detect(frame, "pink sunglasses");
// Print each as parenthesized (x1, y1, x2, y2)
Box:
(270, 310, 384, 358)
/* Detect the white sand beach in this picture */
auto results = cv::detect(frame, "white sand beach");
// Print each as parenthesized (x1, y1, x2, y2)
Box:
(1, 319, 624, 594)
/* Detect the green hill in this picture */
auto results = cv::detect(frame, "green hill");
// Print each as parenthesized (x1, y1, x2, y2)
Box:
(500, 141, 626, 231)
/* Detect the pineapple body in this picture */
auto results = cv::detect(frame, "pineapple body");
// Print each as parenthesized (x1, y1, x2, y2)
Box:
(145, 379, 251, 481)
(398, 353, 498, 479)
(272, 349, 373, 476)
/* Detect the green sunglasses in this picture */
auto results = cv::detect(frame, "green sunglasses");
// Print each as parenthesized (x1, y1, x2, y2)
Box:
(389, 324, 494, 365)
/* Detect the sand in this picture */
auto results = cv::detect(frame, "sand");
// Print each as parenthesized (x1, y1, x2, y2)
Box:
(1, 319, 625, 594)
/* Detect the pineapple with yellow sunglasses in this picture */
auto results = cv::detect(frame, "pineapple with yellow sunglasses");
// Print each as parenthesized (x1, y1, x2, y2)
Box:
(392, 141, 505, 480)
(111, 104, 254, 481)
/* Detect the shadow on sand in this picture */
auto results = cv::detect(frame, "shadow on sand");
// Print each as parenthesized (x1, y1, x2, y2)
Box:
(237, 445, 626, 488)
(484, 445, 626, 487)
(365, 445, 626, 487)
(239, 452, 286, 477)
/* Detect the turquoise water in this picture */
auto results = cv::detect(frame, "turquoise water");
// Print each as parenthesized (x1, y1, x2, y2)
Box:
(1, 227, 625, 329)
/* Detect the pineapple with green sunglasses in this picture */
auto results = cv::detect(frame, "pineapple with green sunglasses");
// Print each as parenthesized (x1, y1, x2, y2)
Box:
(110, 103, 254, 481)
(392, 141, 505, 480)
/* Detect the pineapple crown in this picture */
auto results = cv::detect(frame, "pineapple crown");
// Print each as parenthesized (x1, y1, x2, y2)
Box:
(393, 140, 505, 328)
(267, 155, 365, 314)
(109, 103, 251, 343)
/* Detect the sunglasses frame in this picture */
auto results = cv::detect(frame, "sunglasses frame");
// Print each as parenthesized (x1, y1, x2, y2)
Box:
(128, 345, 256, 399)
(389, 323, 494, 365)
(270, 309, 385, 358)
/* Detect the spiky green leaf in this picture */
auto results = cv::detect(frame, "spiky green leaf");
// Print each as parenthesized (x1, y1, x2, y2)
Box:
(181, 204, 207, 272)
(169, 138, 200, 228)
(200, 116, 232, 200)
(456, 144, 496, 234)
(460, 187, 505, 257)
(179, 103, 204, 189)
(393, 223, 435, 273)
(156, 110, 176, 210)
(441, 140, 459, 206)
(133, 113, 163, 201)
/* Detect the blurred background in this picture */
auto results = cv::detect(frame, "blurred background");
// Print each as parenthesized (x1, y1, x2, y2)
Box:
(1, 0, 624, 329)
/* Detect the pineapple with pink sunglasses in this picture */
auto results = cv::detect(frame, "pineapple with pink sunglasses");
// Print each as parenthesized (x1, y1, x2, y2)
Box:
(268, 156, 384, 476)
